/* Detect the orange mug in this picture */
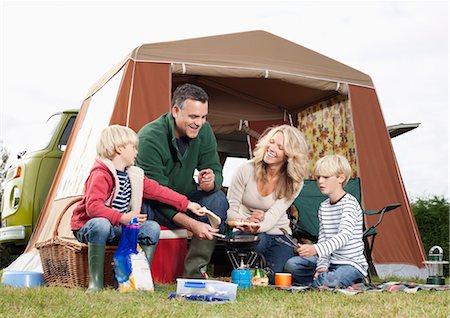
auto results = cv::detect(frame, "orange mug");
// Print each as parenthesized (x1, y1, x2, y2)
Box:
(275, 273, 292, 287)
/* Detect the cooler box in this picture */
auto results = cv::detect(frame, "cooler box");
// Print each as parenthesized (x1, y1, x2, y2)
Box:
(151, 226, 188, 283)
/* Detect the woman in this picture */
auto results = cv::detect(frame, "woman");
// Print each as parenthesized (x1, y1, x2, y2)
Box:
(226, 124, 309, 281)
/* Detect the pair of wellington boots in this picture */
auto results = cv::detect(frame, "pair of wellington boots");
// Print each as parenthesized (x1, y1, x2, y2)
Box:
(183, 237, 217, 279)
(87, 243, 156, 293)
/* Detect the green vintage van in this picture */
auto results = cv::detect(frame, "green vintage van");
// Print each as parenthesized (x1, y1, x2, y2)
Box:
(0, 109, 78, 254)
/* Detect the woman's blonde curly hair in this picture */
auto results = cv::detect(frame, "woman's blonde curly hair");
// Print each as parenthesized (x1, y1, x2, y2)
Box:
(253, 125, 309, 199)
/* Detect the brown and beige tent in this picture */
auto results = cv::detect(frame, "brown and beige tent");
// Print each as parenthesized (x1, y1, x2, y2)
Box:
(10, 30, 427, 278)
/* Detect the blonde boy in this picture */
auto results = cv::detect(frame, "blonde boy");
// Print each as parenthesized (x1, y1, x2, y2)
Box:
(71, 125, 203, 292)
(285, 154, 368, 287)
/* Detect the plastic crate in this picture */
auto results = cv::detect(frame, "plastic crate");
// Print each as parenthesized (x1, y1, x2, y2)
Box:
(176, 279, 238, 301)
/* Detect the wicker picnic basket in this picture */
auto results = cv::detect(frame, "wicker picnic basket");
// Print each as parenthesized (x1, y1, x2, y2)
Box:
(36, 196, 117, 288)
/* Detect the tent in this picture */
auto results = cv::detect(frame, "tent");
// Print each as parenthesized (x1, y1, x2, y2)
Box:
(9, 30, 427, 279)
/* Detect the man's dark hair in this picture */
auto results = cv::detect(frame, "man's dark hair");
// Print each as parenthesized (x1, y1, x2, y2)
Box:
(172, 83, 209, 109)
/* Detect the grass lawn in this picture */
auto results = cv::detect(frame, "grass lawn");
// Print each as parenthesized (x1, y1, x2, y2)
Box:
(0, 280, 448, 318)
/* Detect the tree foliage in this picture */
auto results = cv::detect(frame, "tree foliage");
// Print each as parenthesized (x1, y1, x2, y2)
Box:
(412, 196, 449, 276)
(0, 145, 10, 208)
(0, 145, 9, 182)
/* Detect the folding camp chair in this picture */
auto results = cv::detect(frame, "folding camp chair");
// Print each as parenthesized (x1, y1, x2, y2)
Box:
(289, 179, 401, 282)
(362, 203, 401, 282)
(289, 178, 362, 243)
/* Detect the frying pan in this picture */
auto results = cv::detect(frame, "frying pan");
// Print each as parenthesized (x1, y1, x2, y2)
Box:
(212, 233, 260, 250)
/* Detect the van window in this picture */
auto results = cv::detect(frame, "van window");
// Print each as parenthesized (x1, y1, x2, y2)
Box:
(58, 116, 76, 151)
(27, 114, 62, 152)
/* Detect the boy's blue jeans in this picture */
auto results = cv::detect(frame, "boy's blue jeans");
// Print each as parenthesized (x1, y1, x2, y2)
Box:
(75, 217, 160, 246)
(284, 255, 365, 287)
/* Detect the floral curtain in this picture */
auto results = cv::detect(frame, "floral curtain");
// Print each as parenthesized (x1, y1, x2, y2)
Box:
(298, 95, 357, 179)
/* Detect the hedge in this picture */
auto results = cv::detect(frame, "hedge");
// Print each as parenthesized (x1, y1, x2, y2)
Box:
(412, 196, 449, 277)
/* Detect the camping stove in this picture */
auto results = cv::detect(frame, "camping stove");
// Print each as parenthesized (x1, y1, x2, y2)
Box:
(222, 235, 265, 269)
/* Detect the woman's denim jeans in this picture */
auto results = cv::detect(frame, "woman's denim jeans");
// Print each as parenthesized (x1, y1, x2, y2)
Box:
(284, 255, 365, 287)
(75, 217, 160, 246)
(256, 233, 295, 283)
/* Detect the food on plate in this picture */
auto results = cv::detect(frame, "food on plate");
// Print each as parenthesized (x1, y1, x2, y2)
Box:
(226, 218, 260, 228)
(251, 276, 269, 286)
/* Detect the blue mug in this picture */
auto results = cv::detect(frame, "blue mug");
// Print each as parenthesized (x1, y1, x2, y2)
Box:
(231, 269, 251, 289)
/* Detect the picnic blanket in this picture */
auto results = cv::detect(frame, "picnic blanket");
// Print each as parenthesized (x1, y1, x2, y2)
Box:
(278, 282, 450, 295)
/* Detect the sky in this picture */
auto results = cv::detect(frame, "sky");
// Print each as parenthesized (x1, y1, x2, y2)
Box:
(0, 1, 448, 200)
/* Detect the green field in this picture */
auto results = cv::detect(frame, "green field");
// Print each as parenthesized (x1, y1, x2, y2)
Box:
(0, 281, 448, 318)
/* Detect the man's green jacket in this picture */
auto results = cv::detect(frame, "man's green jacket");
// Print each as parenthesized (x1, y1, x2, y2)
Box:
(136, 112, 223, 220)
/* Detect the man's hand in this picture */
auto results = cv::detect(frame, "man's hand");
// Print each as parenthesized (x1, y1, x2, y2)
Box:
(296, 243, 317, 257)
(187, 202, 205, 216)
(198, 168, 215, 192)
(313, 267, 328, 280)
(119, 211, 147, 225)
(172, 212, 218, 240)
(190, 219, 218, 240)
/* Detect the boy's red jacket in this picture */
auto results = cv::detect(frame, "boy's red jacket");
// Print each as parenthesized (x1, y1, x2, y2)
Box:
(71, 159, 190, 230)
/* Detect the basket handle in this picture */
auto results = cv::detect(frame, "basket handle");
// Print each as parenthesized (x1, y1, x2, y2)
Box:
(53, 196, 83, 240)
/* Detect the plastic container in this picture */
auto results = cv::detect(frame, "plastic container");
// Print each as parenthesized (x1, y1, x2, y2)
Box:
(231, 269, 251, 289)
(1, 271, 44, 288)
(176, 279, 238, 301)
(275, 273, 292, 287)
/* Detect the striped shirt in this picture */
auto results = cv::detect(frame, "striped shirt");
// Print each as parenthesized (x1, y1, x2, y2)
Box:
(314, 193, 368, 276)
(111, 170, 132, 213)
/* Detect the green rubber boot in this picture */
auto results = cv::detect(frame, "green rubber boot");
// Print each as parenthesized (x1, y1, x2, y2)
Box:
(140, 244, 157, 265)
(183, 237, 217, 279)
(87, 243, 105, 293)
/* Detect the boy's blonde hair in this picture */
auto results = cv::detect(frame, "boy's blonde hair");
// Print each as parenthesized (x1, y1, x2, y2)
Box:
(96, 125, 138, 160)
(314, 154, 351, 186)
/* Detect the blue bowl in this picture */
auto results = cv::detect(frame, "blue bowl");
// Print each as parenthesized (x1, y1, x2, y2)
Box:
(1, 271, 44, 288)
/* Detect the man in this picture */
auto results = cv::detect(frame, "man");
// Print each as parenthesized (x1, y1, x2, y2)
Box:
(136, 83, 228, 278)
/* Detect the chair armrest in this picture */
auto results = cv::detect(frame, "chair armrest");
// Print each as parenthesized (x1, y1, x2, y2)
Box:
(363, 210, 379, 215)
(363, 227, 377, 238)
(367, 203, 402, 230)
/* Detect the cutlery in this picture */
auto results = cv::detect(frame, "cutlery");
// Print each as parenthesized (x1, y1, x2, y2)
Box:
(279, 228, 298, 247)
(274, 237, 297, 248)
(210, 232, 226, 239)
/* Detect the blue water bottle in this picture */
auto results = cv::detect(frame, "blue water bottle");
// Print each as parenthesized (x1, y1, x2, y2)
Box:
(231, 269, 251, 289)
